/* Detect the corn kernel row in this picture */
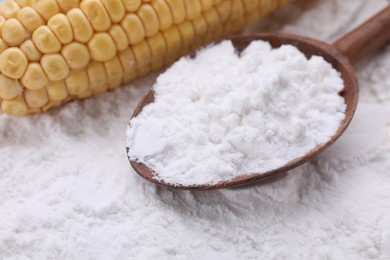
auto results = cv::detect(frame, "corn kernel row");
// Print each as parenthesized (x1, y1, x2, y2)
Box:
(0, 0, 294, 115)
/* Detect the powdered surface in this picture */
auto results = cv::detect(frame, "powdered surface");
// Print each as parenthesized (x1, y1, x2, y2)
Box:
(127, 41, 346, 185)
(1, 0, 390, 259)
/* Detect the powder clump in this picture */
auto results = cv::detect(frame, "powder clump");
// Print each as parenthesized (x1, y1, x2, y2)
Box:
(126, 40, 346, 186)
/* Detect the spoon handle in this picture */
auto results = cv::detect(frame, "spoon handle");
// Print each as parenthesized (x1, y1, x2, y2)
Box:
(332, 5, 390, 65)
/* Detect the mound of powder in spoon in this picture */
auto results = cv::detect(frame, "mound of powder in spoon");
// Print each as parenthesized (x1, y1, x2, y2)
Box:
(126, 40, 346, 186)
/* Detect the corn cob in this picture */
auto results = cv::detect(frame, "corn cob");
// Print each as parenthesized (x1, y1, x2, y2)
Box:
(0, 0, 294, 116)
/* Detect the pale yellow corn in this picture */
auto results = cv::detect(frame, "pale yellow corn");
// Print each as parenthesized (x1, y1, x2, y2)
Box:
(47, 80, 67, 101)
(2, 18, 27, 46)
(32, 0, 61, 21)
(66, 8, 93, 43)
(101, 0, 125, 23)
(0, 74, 21, 99)
(121, 0, 141, 12)
(0, 38, 8, 54)
(137, 4, 159, 37)
(87, 33, 117, 62)
(121, 14, 145, 45)
(32, 26, 61, 54)
(109, 25, 129, 51)
(56, 0, 79, 13)
(21, 63, 48, 89)
(0, 0, 295, 116)
(0, 47, 27, 79)
(14, 0, 33, 8)
(80, 0, 111, 32)
(151, 0, 172, 30)
(61, 42, 90, 70)
(18, 7, 44, 32)
(0, 1, 19, 19)
(65, 70, 88, 96)
(20, 40, 41, 61)
(40, 54, 69, 81)
(24, 88, 48, 108)
(47, 14, 73, 44)
(87, 62, 108, 93)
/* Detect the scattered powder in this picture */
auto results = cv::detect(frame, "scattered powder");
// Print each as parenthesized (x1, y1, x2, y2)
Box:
(1, 0, 390, 259)
(127, 40, 346, 185)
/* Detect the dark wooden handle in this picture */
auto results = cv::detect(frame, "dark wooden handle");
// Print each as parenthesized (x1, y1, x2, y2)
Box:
(333, 5, 390, 65)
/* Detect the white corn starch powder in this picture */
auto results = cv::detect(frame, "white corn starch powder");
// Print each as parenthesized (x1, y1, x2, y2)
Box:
(126, 40, 346, 186)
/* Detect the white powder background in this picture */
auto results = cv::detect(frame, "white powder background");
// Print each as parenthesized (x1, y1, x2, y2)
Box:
(1, 0, 390, 259)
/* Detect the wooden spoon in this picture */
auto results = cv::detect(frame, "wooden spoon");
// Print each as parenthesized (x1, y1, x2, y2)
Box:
(127, 6, 390, 190)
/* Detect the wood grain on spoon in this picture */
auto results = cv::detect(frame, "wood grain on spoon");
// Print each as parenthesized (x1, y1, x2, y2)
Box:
(127, 6, 390, 190)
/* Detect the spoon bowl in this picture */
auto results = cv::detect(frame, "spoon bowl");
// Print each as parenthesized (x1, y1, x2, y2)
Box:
(127, 33, 358, 190)
(127, 6, 390, 190)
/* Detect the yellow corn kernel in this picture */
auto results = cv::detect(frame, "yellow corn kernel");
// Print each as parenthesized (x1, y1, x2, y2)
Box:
(191, 14, 208, 39)
(118, 48, 137, 83)
(147, 32, 166, 60)
(0, 1, 20, 19)
(137, 4, 159, 37)
(32, 0, 61, 21)
(0, 38, 8, 55)
(42, 100, 61, 112)
(2, 18, 28, 46)
(137, 65, 151, 78)
(0, 16, 5, 33)
(56, 0, 80, 12)
(104, 57, 123, 89)
(67, 8, 93, 43)
(162, 26, 181, 64)
(101, 0, 125, 23)
(41, 54, 70, 81)
(20, 40, 42, 61)
(1, 97, 27, 115)
(184, 0, 201, 20)
(65, 70, 89, 95)
(14, 0, 33, 7)
(21, 63, 48, 90)
(0, 47, 28, 79)
(203, 7, 220, 33)
(61, 42, 90, 70)
(88, 33, 117, 62)
(18, 7, 45, 33)
(151, 59, 164, 72)
(132, 41, 151, 68)
(177, 20, 195, 48)
(87, 62, 107, 92)
(230, 0, 244, 21)
(90, 84, 107, 94)
(121, 0, 141, 12)
(151, 0, 172, 31)
(244, 9, 260, 25)
(200, 0, 213, 11)
(242, 0, 259, 12)
(76, 89, 92, 99)
(32, 26, 62, 54)
(80, 0, 111, 32)
(213, 0, 223, 4)
(215, 0, 231, 23)
(0, 74, 21, 100)
(48, 14, 73, 45)
(24, 88, 49, 108)
(121, 14, 145, 45)
(109, 25, 129, 51)
(166, 0, 185, 24)
(47, 81, 68, 101)
(231, 15, 246, 32)
(260, 0, 278, 11)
